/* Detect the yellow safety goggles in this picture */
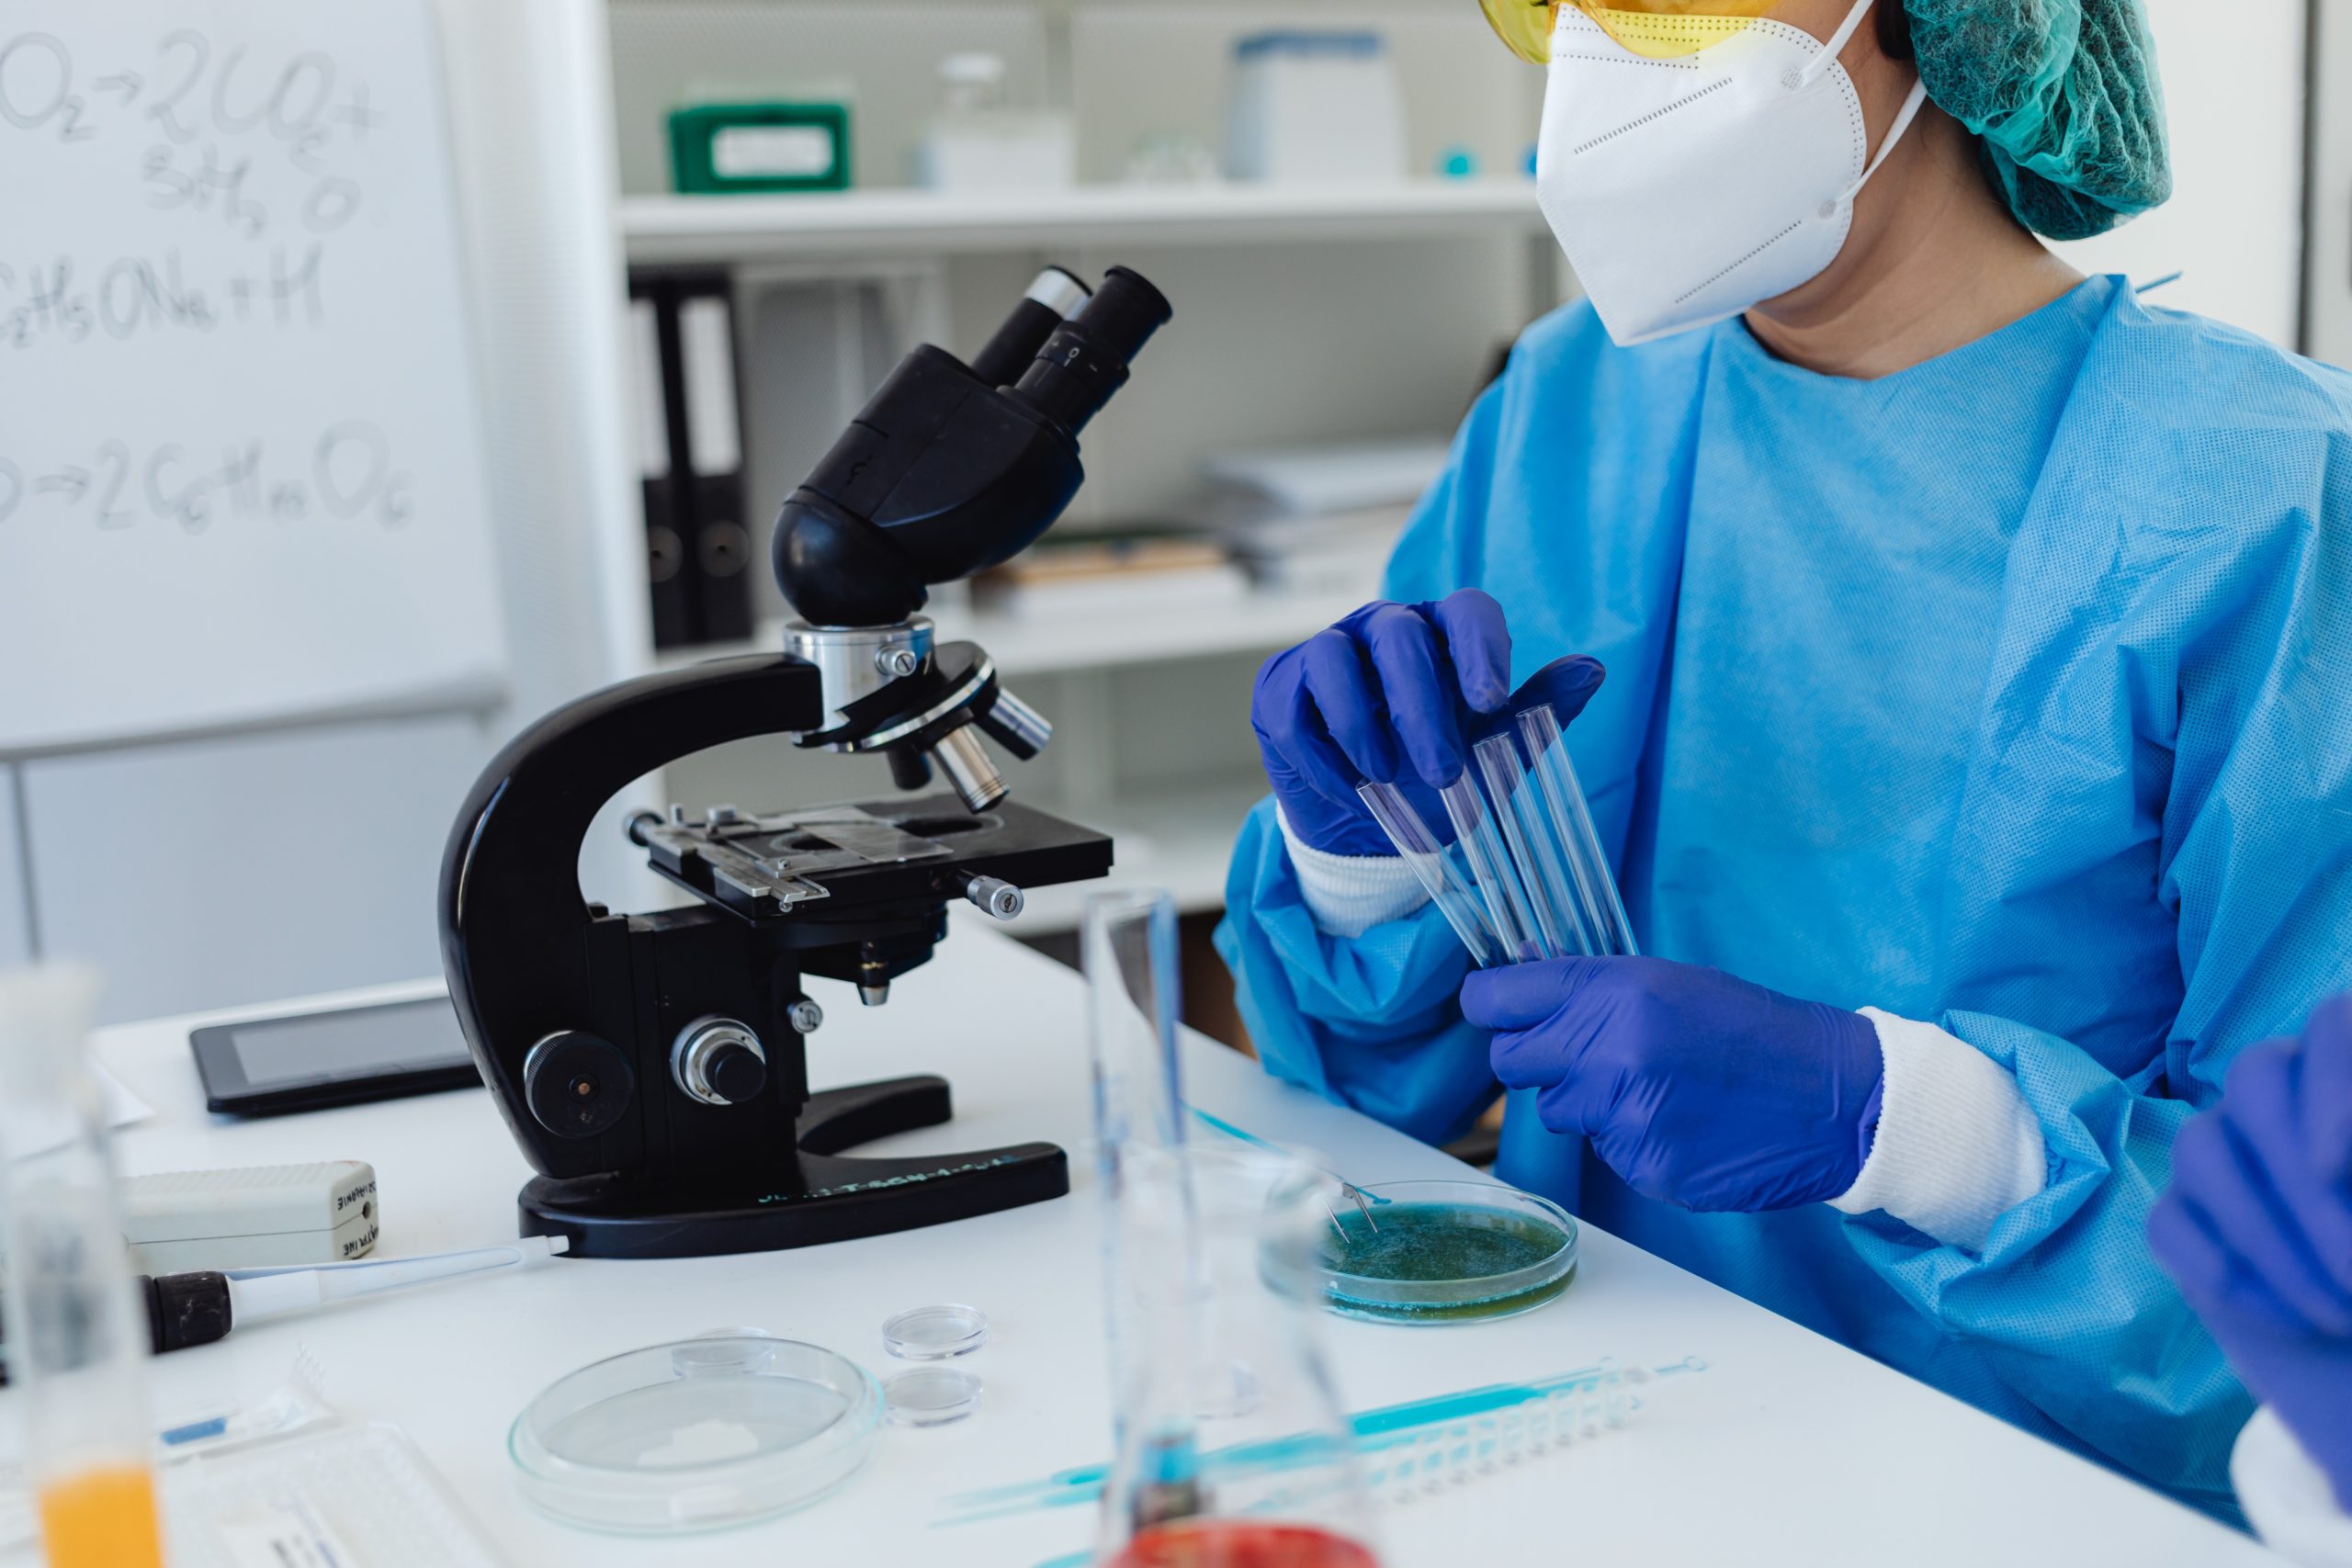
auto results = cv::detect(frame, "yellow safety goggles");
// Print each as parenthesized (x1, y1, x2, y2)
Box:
(1479, 0, 1788, 63)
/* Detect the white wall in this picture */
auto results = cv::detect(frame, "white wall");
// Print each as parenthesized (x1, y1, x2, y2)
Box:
(2052, 0, 2307, 346)
(434, 0, 650, 716)
(430, 0, 669, 915)
(0, 768, 28, 968)
(2306, 0, 2352, 365)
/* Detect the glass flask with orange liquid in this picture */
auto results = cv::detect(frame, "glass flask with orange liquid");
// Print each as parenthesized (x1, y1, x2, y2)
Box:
(0, 966, 167, 1568)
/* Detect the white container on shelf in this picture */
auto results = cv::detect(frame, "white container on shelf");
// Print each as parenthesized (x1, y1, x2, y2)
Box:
(915, 51, 1076, 192)
(1224, 31, 1408, 185)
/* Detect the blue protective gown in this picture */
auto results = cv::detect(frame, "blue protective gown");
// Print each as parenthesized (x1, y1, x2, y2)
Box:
(1216, 276, 2352, 1516)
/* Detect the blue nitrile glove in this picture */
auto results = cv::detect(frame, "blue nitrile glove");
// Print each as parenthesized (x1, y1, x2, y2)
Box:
(1463, 956, 1885, 1213)
(2150, 995, 2352, 1512)
(1250, 589, 1605, 857)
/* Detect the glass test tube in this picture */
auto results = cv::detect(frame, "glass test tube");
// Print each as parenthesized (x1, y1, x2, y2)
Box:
(1355, 706, 1640, 969)
(0, 966, 168, 1568)
(1516, 705, 1639, 958)
(1354, 782, 1503, 968)
(1438, 773, 1549, 965)
(1472, 731, 1592, 960)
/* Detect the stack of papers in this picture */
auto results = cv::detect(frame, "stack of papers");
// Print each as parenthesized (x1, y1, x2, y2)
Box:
(1203, 437, 1453, 520)
(1203, 437, 1447, 593)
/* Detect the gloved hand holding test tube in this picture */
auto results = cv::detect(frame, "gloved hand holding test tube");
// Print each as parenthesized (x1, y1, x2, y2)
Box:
(1358, 702, 1637, 967)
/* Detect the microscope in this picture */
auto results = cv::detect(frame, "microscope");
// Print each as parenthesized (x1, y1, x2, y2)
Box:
(439, 266, 1171, 1259)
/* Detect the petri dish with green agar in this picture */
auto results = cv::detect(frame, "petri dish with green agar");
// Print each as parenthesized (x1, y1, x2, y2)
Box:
(1314, 1180, 1577, 1325)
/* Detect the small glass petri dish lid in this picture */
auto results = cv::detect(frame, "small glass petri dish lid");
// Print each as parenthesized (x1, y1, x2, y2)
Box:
(881, 1303, 989, 1360)
(1310, 1179, 1578, 1325)
(510, 1331, 882, 1534)
(884, 1366, 983, 1427)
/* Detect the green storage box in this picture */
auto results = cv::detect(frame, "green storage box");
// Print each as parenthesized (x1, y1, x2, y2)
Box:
(669, 101, 852, 195)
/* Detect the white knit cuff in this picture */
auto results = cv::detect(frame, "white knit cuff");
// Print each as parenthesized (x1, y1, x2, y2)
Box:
(1276, 807, 1430, 939)
(2234, 1407, 2352, 1567)
(1828, 1008, 2047, 1253)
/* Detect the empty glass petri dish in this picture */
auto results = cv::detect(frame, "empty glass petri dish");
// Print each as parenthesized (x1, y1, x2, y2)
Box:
(881, 1303, 989, 1360)
(1312, 1180, 1578, 1325)
(510, 1333, 881, 1533)
(883, 1366, 984, 1427)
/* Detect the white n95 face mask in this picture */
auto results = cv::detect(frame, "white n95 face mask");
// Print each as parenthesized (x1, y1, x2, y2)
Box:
(1534, 0, 1930, 347)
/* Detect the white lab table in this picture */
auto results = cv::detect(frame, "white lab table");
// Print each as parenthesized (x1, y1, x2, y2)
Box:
(53, 928, 2274, 1566)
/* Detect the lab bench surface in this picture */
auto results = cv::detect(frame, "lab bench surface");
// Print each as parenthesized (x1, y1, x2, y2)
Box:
(41, 930, 2278, 1567)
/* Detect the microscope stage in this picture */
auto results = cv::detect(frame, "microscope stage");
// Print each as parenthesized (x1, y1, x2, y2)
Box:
(639, 795, 1113, 921)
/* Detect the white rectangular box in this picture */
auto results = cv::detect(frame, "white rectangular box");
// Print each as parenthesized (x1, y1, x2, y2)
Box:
(121, 1160, 379, 1273)
(1225, 31, 1408, 185)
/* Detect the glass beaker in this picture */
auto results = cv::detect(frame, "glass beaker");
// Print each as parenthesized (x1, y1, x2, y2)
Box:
(1087, 888, 1264, 1422)
(0, 966, 167, 1568)
(1085, 888, 1189, 1181)
(1097, 1146, 1383, 1568)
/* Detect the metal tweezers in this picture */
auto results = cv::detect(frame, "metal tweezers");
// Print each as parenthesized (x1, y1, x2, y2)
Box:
(1327, 1184, 1380, 1247)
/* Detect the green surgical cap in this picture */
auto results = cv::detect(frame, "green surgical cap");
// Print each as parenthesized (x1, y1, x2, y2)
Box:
(1903, 0, 2174, 241)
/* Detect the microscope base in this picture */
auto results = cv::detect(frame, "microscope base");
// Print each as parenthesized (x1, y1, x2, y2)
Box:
(517, 1075, 1069, 1259)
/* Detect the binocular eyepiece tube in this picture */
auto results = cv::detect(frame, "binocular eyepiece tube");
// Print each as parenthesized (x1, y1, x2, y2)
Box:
(969, 265, 1174, 439)
(968, 266, 1095, 389)
(769, 261, 1170, 636)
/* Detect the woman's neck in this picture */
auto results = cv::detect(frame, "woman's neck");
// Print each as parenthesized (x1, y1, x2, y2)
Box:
(1744, 103, 2086, 380)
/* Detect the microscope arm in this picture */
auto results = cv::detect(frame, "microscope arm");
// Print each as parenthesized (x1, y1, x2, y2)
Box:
(439, 655, 824, 1177)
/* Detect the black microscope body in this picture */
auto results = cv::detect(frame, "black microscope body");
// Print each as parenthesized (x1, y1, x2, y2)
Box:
(440, 267, 1171, 1259)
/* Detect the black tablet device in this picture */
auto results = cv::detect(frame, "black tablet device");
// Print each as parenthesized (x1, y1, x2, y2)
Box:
(190, 996, 481, 1117)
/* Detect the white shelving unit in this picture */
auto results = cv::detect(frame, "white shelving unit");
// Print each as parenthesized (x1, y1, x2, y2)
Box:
(608, 4, 1554, 942)
(622, 179, 1545, 263)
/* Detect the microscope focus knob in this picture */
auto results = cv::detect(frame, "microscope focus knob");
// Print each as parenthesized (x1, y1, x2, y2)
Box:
(672, 1018, 769, 1107)
(523, 1032, 636, 1140)
(706, 1043, 767, 1103)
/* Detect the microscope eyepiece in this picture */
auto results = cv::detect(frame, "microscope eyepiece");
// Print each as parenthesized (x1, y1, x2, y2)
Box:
(1011, 266, 1174, 436)
(967, 265, 1092, 389)
(1080, 267, 1175, 362)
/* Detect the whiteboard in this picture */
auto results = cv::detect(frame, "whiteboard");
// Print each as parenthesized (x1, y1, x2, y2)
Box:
(0, 0, 505, 753)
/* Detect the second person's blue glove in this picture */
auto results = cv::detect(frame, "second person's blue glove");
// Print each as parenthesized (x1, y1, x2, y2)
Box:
(2150, 996, 2352, 1511)
(1462, 956, 1885, 1213)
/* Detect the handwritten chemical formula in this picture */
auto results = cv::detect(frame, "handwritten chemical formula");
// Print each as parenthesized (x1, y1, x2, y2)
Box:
(0, 424, 409, 535)
(0, 26, 384, 353)
(0, 0, 504, 753)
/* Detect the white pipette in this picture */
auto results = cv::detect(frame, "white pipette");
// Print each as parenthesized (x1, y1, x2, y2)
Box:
(223, 1236, 570, 1325)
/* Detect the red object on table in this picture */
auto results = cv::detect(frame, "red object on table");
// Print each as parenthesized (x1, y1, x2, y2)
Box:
(1105, 1520, 1382, 1568)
